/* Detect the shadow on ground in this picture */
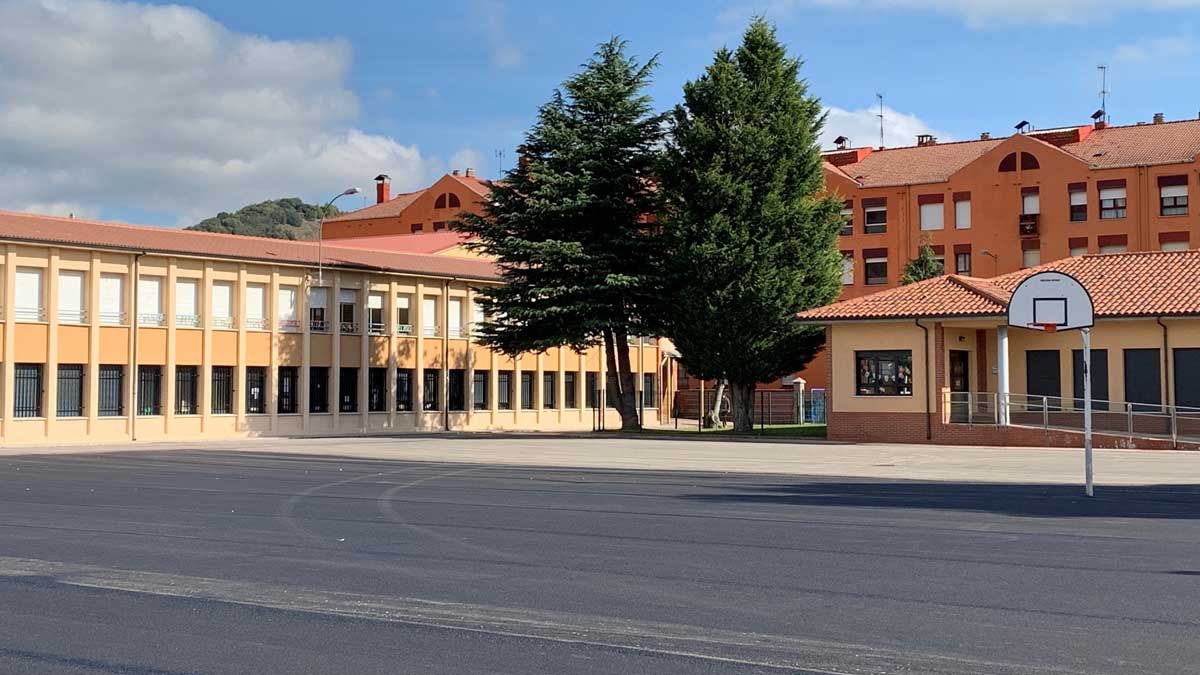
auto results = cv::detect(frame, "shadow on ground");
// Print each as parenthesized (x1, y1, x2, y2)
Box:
(678, 481, 1200, 519)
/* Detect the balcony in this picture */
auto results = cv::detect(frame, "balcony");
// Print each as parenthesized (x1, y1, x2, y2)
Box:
(309, 318, 328, 332)
(369, 321, 386, 335)
(1018, 213, 1039, 237)
(245, 317, 268, 331)
(340, 321, 359, 334)
(14, 307, 45, 322)
(58, 308, 87, 324)
(176, 314, 200, 328)
(138, 312, 165, 326)
(212, 316, 235, 329)
(396, 323, 413, 335)
(99, 311, 127, 326)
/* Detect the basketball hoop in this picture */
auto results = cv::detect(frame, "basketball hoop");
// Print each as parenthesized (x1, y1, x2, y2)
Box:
(1030, 322, 1058, 333)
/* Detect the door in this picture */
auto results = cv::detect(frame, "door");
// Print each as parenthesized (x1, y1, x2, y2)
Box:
(1026, 350, 1061, 411)
(949, 350, 970, 422)
(1124, 349, 1161, 412)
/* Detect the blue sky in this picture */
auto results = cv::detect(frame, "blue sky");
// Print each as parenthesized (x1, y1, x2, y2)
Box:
(2, 0, 1199, 226)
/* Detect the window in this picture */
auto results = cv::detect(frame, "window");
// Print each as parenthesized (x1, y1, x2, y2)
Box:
(1020, 152, 1039, 170)
(423, 369, 440, 410)
(57, 364, 84, 417)
(175, 279, 199, 327)
(277, 285, 299, 331)
(211, 366, 233, 414)
(433, 221, 447, 231)
(855, 351, 913, 396)
(1021, 188, 1040, 215)
(448, 193, 461, 208)
(339, 367, 358, 412)
(435, 193, 447, 209)
(98, 365, 124, 417)
(211, 281, 233, 329)
(309, 367, 329, 413)
(368, 368, 387, 412)
(955, 252, 971, 275)
(14, 268, 44, 321)
(175, 366, 199, 415)
(1173, 349, 1200, 409)
(841, 253, 854, 285)
(308, 287, 328, 331)
(137, 276, 163, 326)
(246, 367, 266, 414)
(1022, 247, 1041, 268)
(58, 270, 86, 323)
(1069, 237, 1088, 257)
(918, 196, 943, 231)
(520, 372, 534, 409)
(586, 372, 599, 408)
(1099, 182, 1127, 219)
(864, 255, 887, 285)
(397, 369, 414, 411)
(1160, 178, 1188, 216)
(137, 366, 162, 415)
(422, 296, 439, 336)
(1072, 349, 1109, 411)
(448, 298, 463, 338)
(564, 372, 577, 409)
(99, 274, 125, 325)
(642, 372, 656, 407)
(839, 201, 853, 236)
(498, 371, 513, 410)
(1099, 243, 1127, 254)
(1124, 349, 1161, 412)
(863, 200, 887, 234)
(473, 371, 489, 410)
(1161, 239, 1189, 252)
(448, 369, 466, 411)
(339, 289, 358, 333)
(14, 364, 44, 417)
(245, 284, 266, 330)
(543, 372, 556, 409)
(1069, 183, 1088, 222)
(998, 152, 1017, 172)
(396, 295, 412, 334)
(953, 193, 971, 229)
(278, 367, 298, 414)
(471, 301, 485, 337)
(410, 223, 423, 233)
(1099, 235, 1128, 255)
(368, 293, 385, 333)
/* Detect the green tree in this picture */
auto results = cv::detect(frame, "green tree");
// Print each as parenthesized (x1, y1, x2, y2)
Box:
(187, 198, 340, 240)
(902, 236, 945, 284)
(658, 19, 843, 433)
(454, 38, 666, 430)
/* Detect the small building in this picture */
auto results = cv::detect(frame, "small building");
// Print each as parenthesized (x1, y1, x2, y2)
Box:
(796, 250, 1200, 450)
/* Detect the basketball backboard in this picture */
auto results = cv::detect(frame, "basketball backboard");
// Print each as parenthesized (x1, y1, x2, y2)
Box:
(1007, 271, 1094, 332)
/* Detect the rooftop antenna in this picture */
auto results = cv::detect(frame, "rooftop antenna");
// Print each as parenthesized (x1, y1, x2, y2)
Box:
(494, 149, 506, 177)
(1097, 65, 1109, 122)
(875, 93, 885, 148)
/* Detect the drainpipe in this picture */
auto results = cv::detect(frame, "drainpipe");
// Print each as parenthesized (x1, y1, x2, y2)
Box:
(1157, 316, 1170, 409)
(915, 319, 931, 440)
(131, 252, 144, 441)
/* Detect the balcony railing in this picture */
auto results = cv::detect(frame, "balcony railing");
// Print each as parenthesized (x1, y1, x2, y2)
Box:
(176, 314, 200, 328)
(1018, 213, 1039, 237)
(245, 317, 268, 331)
(309, 319, 328, 332)
(14, 307, 45, 322)
(396, 323, 413, 335)
(138, 312, 165, 326)
(57, 308, 87, 324)
(369, 321, 386, 334)
(278, 318, 301, 332)
(212, 316, 235, 329)
(423, 325, 440, 337)
(340, 321, 359, 334)
(448, 326, 464, 339)
(99, 311, 126, 325)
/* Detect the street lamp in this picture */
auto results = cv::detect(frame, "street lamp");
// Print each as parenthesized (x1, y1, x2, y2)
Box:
(318, 187, 361, 285)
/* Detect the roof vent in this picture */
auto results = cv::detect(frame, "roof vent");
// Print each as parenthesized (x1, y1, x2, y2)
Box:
(1153, 112, 1165, 124)
(451, 169, 460, 176)
(1014, 120, 1030, 133)
(465, 167, 475, 177)
(833, 135, 850, 150)
(980, 132, 991, 140)
(916, 134, 936, 146)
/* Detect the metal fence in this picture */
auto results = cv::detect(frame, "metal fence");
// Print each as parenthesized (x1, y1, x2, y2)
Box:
(672, 387, 826, 426)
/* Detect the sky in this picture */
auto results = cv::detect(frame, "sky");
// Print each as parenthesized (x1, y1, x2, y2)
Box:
(3, 0, 1200, 227)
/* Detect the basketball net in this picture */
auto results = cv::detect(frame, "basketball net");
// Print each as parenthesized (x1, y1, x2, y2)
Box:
(1029, 322, 1058, 333)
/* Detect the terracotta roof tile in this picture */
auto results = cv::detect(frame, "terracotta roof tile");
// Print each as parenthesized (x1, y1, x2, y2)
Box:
(323, 189, 426, 223)
(832, 138, 1005, 187)
(796, 275, 1006, 321)
(1063, 118, 1200, 168)
(0, 210, 499, 281)
(322, 231, 472, 255)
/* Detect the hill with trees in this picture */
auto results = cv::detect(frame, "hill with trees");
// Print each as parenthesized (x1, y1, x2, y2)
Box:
(187, 198, 340, 240)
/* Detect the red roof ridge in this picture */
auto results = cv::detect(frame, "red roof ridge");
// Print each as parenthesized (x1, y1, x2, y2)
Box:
(0, 208, 327, 247)
(1095, 117, 1200, 132)
(946, 274, 1011, 307)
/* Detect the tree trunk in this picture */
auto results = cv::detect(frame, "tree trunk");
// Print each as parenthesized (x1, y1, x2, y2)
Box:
(705, 379, 727, 429)
(603, 327, 641, 431)
(730, 381, 756, 433)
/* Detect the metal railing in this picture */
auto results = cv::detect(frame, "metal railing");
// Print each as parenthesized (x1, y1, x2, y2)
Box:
(58, 308, 87, 324)
(138, 312, 165, 326)
(278, 319, 301, 332)
(13, 307, 45, 322)
(340, 321, 359, 334)
(369, 321, 386, 334)
(396, 323, 413, 335)
(245, 317, 268, 331)
(423, 325, 440, 337)
(212, 316, 235, 329)
(99, 311, 126, 325)
(176, 313, 200, 328)
(309, 319, 328, 332)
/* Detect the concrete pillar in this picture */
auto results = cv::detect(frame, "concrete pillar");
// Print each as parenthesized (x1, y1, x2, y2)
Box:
(997, 325, 1010, 425)
(87, 252, 101, 435)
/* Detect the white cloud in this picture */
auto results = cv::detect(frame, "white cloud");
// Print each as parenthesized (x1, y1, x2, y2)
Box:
(474, 0, 524, 69)
(1114, 35, 1195, 62)
(0, 0, 439, 226)
(449, 148, 487, 175)
(821, 105, 948, 149)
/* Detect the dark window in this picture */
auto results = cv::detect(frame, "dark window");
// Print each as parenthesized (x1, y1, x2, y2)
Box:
(432, 221, 447, 231)
(368, 368, 387, 412)
(423, 369, 440, 410)
(175, 366, 199, 415)
(865, 258, 888, 285)
(309, 367, 329, 413)
(1072, 349, 1109, 411)
(410, 223, 423, 233)
(564, 372, 577, 408)
(863, 207, 887, 234)
(1124, 349, 1161, 412)
(520, 372, 534, 409)
(1100, 186, 1127, 219)
(246, 367, 266, 414)
(642, 372, 656, 407)
(498, 371, 513, 410)
(435, 193, 447, 209)
(310, 304, 327, 331)
(448, 369, 466, 411)
(340, 301, 356, 332)
(1161, 194, 1188, 216)
(211, 366, 233, 414)
(1069, 187, 1088, 222)
(955, 252, 971, 275)
(1173, 349, 1200, 409)
(14, 364, 43, 418)
(448, 193, 461, 208)
(1026, 350, 1061, 410)
(586, 372, 599, 408)
(137, 365, 162, 415)
(855, 351, 913, 396)
(368, 305, 384, 333)
(339, 367, 358, 412)
(473, 371, 488, 410)
(839, 201, 853, 236)
(98, 365, 124, 417)
(278, 367, 298, 414)
(57, 364, 84, 417)
(1020, 152, 1039, 170)
(998, 152, 1017, 172)
(543, 372, 556, 409)
(397, 369, 414, 411)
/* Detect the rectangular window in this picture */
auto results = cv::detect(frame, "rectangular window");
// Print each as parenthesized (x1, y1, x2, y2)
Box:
(368, 293, 385, 333)
(586, 372, 599, 408)
(98, 365, 124, 416)
(396, 369, 414, 411)
(543, 372, 556, 409)
(423, 369, 440, 410)
(245, 283, 267, 330)
(175, 366, 199, 415)
(137, 276, 163, 325)
(211, 281, 234, 329)
(1072, 349, 1109, 411)
(14, 364, 44, 417)
(137, 365, 162, 415)
(56, 364, 84, 417)
(1099, 243, 1127, 254)
(841, 252, 854, 285)
(1069, 237, 1088, 257)
(918, 197, 943, 231)
(1124, 348, 1161, 412)
(473, 371, 489, 410)
(58, 270, 86, 323)
(471, 300, 485, 338)
(864, 256, 887, 285)
(308, 287, 328, 331)
(1173, 348, 1200, 409)
(448, 369, 466, 411)
(520, 372, 534, 409)
(1099, 235, 1128, 255)
(368, 368, 387, 412)
(410, 223, 423, 234)
(863, 204, 887, 234)
(954, 194, 971, 229)
(309, 367, 329, 413)
(642, 372, 656, 407)
(498, 371, 513, 410)
(1022, 248, 1041, 268)
(175, 278, 199, 327)
(1099, 183, 1127, 219)
(1069, 184, 1088, 222)
(1026, 350, 1062, 410)
(955, 252, 971, 275)
(1160, 184, 1188, 216)
(278, 366, 298, 414)
(14, 268, 44, 322)
(211, 366, 233, 414)
(99, 273, 125, 325)
(855, 351, 913, 396)
(339, 289, 358, 333)
(839, 201, 853, 236)
(1021, 189, 1040, 215)
(396, 295, 412, 334)
(448, 298, 463, 338)
(277, 285, 299, 331)
(564, 372, 577, 408)
(1162, 239, 1189, 252)
(246, 367, 266, 414)
(339, 367, 358, 413)
(422, 296, 439, 336)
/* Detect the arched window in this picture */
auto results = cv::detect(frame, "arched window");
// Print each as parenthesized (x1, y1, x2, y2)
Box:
(448, 193, 461, 208)
(434, 193, 447, 209)
(1020, 152, 1040, 170)
(998, 152, 1017, 172)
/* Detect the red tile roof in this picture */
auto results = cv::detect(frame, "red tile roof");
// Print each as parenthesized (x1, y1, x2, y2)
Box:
(323, 189, 426, 223)
(797, 249, 1200, 322)
(830, 138, 1005, 187)
(1064, 118, 1200, 168)
(0, 210, 499, 281)
(322, 230, 472, 255)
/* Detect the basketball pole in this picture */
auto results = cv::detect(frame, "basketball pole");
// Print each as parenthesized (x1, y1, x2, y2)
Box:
(1082, 327, 1094, 497)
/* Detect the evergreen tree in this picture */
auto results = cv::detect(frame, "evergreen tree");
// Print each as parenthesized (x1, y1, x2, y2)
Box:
(187, 198, 339, 240)
(902, 237, 946, 284)
(658, 19, 843, 433)
(454, 38, 665, 430)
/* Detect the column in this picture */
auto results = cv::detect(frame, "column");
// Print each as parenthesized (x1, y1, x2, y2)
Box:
(387, 280, 398, 429)
(359, 278, 370, 432)
(413, 281, 425, 421)
(86, 252, 101, 435)
(235, 265, 248, 432)
(164, 259, 177, 434)
(299, 271, 311, 431)
(200, 262, 213, 433)
(997, 325, 1010, 425)
(45, 250, 60, 440)
(331, 272, 342, 428)
(1, 247, 14, 437)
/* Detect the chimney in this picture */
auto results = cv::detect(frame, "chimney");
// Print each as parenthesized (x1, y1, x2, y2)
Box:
(465, 167, 475, 178)
(1153, 112, 1165, 124)
(980, 132, 991, 140)
(833, 135, 850, 150)
(1094, 120, 1107, 130)
(916, 134, 936, 146)
(374, 174, 390, 204)
(451, 169, 460, 176)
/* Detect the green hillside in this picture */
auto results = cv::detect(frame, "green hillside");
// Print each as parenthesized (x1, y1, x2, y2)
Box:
(187, 198, 340, 240)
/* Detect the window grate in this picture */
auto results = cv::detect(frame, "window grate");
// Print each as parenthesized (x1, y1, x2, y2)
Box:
(14, 364, 44, 418)
(277, 367, 298, 414)
(56, 364, 85, 417)
(98, 365, 125, 417)
(138, 366, 162, 415)
(211, 366, 233, 414)
(175, 366, 199, 415)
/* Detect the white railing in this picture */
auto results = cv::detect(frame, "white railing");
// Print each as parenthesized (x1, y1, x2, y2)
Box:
(340, 321, 359, 333)
(396, 323, 413, 335)
(309, 319, 328, 332)
(58, 308, 87, 323)
(138, 312, 165, 326)
(14, 307, 45, 322)
(99, 311, 126, 325)
(176, 314, 200, 328)
(278, 318, 301, 332)
(245, 317, 268, 331)
(448, 326, 463, 339)
(369, 321, 386, 334)
(212, 316, 235, 329)
(423, 325, 439, 337)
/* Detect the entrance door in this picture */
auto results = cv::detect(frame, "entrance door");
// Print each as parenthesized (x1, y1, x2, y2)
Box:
(949, 350, 970, 422)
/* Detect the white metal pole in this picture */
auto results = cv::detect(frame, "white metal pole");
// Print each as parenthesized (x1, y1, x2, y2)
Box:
(997, 325, 1010, 426)
(1083, 327, 1094, 497)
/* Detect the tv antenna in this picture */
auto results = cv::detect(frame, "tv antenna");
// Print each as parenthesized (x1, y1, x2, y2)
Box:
(876, 93, 885, 148)
(494, 149, 506, 177)
(1097, 65, 1109, 121)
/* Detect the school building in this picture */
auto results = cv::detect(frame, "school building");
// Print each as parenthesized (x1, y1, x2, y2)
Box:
(0, 210, 669, 445)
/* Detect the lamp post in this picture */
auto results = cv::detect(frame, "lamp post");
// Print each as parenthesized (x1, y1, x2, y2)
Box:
(319, 187, 362, 285)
